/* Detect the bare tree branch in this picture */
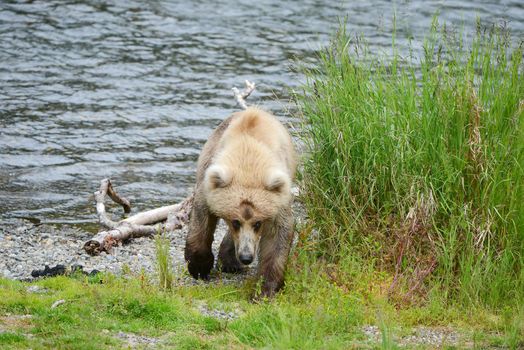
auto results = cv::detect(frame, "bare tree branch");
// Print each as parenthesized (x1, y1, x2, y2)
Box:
(84, 179, 193, 256)
(232, 80, 256, 109)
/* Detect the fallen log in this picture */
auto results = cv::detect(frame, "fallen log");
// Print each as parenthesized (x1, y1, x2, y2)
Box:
(84, 179, 193, 255)
(84, 80, 256, 256)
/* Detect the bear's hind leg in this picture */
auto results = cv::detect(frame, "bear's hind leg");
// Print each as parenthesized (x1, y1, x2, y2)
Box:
(218, 231, 244, 273)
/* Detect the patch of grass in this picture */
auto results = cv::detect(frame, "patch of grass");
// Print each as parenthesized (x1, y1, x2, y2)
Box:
(0, 272, 358, 349)
(0, 332, 27, 345)
(296, 17, 524, 309)
(155, 232, 174, 290)
(0, 275, 229, 349)
(0, 266, 520, 349)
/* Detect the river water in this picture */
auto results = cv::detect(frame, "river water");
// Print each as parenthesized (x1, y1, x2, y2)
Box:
(1, 0, 523, 230)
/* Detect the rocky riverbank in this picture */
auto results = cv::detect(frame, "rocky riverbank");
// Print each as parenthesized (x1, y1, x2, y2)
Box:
(0, 218, 249, 284)
(0, 188, 307, 282)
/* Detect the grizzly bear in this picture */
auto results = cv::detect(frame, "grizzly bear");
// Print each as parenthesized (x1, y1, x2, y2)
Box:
(184, 107, 296, 298)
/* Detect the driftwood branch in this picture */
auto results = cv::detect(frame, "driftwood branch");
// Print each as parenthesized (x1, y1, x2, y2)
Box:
(232, 80, 256, 109)
(84, 179, 193, 256)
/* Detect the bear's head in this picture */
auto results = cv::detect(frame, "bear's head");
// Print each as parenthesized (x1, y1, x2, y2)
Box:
(203, 164, 291, 265)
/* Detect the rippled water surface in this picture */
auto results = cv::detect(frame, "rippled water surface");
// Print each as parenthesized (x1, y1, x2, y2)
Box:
(1, 0, 523, 229)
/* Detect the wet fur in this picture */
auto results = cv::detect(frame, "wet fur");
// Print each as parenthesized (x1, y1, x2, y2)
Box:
(184, 107, 296, 297)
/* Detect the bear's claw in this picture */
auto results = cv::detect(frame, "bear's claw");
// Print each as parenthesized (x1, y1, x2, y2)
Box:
(186, 251, 214, 280)
(217, 251, 245, 274)
(218, 263, 244, 274)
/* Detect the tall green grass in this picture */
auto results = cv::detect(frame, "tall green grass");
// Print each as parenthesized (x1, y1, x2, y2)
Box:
(155, 232, 173, 290)
(296, 18, 523, 307)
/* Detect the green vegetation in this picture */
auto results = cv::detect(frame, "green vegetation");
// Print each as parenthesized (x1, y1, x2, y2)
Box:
(1, 266, 520, 349)
(1, 19, 523, 349)
(0, 274, 233, 349)
(297, 17, 523, 308)
(155, 233, 174, 290)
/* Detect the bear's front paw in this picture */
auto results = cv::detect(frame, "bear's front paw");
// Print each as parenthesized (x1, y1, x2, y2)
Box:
(251, 280, 283, 301)
(186, 251, 214, 280)
(217, 253, 244, 274)
(219, 262, 244, 274)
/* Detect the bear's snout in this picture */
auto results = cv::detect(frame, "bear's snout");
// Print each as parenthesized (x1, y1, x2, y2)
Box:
(238, 252, 254, 265)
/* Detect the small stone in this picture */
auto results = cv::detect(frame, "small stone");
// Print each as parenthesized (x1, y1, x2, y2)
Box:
(27, 285, 48, 294)
(51, 299, 65, 308)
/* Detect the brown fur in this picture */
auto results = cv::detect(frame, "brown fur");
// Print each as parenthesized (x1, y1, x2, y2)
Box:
(184, 107, 296, 297)
(242, 204, 253, 220)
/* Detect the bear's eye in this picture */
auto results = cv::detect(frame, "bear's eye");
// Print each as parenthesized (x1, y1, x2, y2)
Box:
(253, 221, 262, 231)
(231, 220, 241, 230)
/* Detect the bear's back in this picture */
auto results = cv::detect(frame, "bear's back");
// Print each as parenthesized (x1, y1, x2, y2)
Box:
(194, 107, 296, 189)
(222, 107, 296, 175)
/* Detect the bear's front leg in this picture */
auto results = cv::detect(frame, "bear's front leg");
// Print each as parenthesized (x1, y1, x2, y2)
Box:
(184, 195, 217, 280)
(257, 207, 294, 298)
(218, 231, 244, 273)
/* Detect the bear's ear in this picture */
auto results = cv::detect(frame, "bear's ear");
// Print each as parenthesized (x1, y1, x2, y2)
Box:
(205, 164, 232, 189)
(265, 169, 290, 193)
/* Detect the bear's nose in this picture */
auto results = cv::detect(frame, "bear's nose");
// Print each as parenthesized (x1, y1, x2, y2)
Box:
(239, 253, 253, 265)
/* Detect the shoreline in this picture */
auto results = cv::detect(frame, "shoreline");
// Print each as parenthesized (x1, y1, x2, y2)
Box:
(0, 218, 251, 285)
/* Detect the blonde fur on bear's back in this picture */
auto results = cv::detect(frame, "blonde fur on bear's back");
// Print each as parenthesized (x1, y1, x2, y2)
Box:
(218, 107, 296, 178)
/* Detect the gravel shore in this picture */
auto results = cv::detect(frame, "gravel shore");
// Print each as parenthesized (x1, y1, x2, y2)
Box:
(0, 218, 250, 284)
(0, 189, 307, 282)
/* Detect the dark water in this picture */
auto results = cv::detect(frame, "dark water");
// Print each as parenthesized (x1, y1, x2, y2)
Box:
(1, 1, 523, 230)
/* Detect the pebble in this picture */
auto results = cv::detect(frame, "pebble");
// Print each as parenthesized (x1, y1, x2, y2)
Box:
(51, 299, 66, 309)
(26, 285, 49, 294)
